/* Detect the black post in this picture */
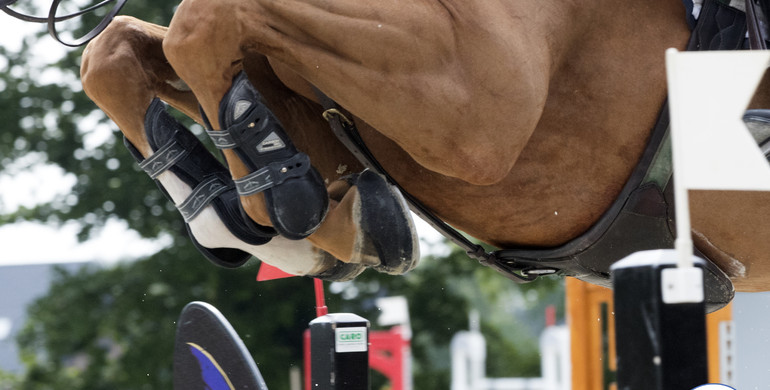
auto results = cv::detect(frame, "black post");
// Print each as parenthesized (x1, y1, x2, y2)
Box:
(611, 249, 708, 390)
(309, 313, 370, 390)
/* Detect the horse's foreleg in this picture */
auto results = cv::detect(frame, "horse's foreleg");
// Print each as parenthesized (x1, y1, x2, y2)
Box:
(164, 2, 419, 273)
(80, 16, 358, 277)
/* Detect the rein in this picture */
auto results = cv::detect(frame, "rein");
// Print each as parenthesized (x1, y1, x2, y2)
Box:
(1, 0, 127, 47)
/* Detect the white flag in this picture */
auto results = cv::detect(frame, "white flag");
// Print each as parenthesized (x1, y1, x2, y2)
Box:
(666, 49, 770, 191)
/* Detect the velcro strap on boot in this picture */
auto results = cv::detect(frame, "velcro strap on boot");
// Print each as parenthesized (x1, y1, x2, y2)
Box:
(205, 101, 272, 149)
(139, 133, 196, 179)
(206, 128, 239, 149)
(177, 174, 232, 223)
(206, 120, 286, 154)
(234, 153, 312, 196)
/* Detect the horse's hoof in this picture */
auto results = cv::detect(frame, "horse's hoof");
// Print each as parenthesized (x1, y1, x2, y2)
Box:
(124, 98, 277, 268)
(350, 170, 420, 275)
(206, 71, 328, 240)
(308, 251, 367, 282)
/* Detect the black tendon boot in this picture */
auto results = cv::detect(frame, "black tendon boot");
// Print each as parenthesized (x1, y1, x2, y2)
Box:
(125, 98, 277, 268)
(205, 71, 328, 240)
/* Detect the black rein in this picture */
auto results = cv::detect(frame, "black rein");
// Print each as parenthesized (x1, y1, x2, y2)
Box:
(1, 0, 127, 47)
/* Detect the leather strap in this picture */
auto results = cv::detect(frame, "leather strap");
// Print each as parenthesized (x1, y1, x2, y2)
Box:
(1, 0, 127, 47)
(311, 89, 539, 282)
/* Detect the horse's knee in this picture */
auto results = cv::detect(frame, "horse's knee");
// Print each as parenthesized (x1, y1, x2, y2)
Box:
(81, 17, 131, 92)
(164, 0, 236, 63)
(81, 16, 160, 103)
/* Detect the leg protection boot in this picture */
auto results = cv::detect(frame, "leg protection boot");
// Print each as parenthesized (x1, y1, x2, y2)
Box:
(205, 71, 328, 240)
(125, 98, 277, 267)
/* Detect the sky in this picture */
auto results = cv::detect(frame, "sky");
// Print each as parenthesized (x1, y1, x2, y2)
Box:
(0, 6, 447, 266)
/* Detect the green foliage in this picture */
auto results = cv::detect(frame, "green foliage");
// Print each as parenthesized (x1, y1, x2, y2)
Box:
(0, 368, 20, 390)
(11, 243, 564, 390)
(15, 244, 317, 390)
(0, 0, 183, 240)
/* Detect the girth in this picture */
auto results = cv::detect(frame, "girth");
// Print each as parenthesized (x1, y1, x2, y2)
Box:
(319, 0, 763, 311)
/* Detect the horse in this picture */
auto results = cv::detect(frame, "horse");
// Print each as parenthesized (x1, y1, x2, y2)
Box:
(76, 0, 770, 309)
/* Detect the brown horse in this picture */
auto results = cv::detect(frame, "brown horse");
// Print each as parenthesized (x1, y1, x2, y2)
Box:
(79, 0, 770, 297)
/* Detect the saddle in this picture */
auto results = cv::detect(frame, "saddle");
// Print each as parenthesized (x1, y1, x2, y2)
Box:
(320, 0, 766, 312)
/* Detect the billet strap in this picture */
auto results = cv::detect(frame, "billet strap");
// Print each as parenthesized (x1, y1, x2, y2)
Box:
(139, 134, 194, 179)
(177, 175, 231, 223)
(234, 153, 312, 196)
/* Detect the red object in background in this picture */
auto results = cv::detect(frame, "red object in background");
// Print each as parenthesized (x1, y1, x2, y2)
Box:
(314, 279, 328, 317)
(256, 263, 297, 281)
(369, 326, 411, 390)
(545, 304, 556, 327)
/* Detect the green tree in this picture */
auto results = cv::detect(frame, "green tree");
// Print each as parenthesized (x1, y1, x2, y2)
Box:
(10, 244, 563, 390)
(0, 0, 183, 238)
(14, 245, 318, 390)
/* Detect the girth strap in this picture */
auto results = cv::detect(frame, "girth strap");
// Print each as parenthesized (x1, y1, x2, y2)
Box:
(745, 0, 768, 49)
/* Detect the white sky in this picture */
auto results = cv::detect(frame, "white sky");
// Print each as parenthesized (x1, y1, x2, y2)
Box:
(0, 7, 447, 267)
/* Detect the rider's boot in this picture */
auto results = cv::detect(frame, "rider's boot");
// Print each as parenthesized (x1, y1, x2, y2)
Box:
(205, 71, 328, 240)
